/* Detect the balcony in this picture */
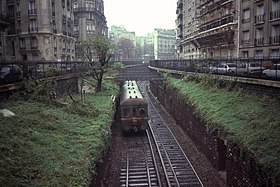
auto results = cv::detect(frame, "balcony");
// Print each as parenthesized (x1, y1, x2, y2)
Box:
(269, 35, 280, 44)
(242, 18, 250, 23)
(241, 39, 250, 44)
(177, 0, 182, 8)
(255, 14, 264, 24)
(31, 46, 38, 50)
(0, 14, 10, 27)
(19, 46, 26, 51)
(270, 10, 280, 20)
(73, 7, 99, 14)
(28, 9, 37, 15)
(254, 37, 264, 46)
(199, 0, 233, 16)
(199, 14, 234, 32)
(28, 27, 38, 33)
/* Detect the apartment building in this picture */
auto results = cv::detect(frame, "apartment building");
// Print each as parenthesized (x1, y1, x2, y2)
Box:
(73, 0, 107, 42)
(176, 0, 239, 59)
(1, 0, 76, 61)
(176, 0, 201, 59)
(0, 0, 9, 61)
(239, 0, 280, 59)
(154, 28, 176, 60)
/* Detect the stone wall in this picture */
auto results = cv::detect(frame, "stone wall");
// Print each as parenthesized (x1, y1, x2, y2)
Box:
(150, 80, 272, 187)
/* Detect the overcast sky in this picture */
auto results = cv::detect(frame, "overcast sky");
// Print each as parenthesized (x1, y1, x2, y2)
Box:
(103, 0, 177, 36)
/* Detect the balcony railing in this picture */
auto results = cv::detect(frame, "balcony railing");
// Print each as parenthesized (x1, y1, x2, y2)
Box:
(270, 10, 280, 20)
(269, 35, 280, 44)
(242, 18, 250, 23)
(241, 39, 250, 44)
(255, 14, 264, 23)
(28, 27, 38, 33)
(31, 46, 38, 50)
(0, 14, 10, 24)
(28, 9, 37, 15)
(254, 37, 264, 46)
(199, 14, 234, 32)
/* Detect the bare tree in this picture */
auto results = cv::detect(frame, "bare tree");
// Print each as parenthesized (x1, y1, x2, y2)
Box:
(77, 34, 113, 92)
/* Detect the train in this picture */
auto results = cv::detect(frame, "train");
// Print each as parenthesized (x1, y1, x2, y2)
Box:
(119, 80, 148, 132)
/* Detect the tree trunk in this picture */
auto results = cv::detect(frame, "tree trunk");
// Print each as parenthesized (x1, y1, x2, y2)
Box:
(95, 71, 103, 92)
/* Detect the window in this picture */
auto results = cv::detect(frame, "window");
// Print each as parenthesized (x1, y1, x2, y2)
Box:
(255, 4, 264, 23)
(242, 30, 250, 43)
(29, 19, 37, 32)
(31, 37, 38, 49)
(241, 51, 249, 58)
(19, 38, 26, 49)
(74, 2, 78, 8)
(272, 0, 280, 12)
(255, 50, 263, 59)
(270, 49, 280, 59)
(242, 9, 250, 23)
(29, 1, 35, 10)
(271, 0, 280, 19)
(270, 24, 280, 43)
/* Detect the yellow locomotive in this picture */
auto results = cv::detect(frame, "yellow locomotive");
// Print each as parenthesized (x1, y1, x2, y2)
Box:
(120, 80, 148, 132)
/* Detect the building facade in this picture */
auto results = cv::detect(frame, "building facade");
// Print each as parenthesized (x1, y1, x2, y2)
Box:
(1, 0, 75, 61)
(73, 0, 107, 42)
(239, 0, 280, 59)
(154, 28, 176, 60)
(176, 0, 201, 59)
(176, 0, 239, 59)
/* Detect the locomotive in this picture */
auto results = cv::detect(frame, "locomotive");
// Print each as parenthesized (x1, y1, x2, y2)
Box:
(119, 80, 148, 132)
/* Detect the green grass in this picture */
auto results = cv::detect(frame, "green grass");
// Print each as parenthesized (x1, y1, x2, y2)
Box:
(0, 78, 118, 186)
(167, 76, 280, 181)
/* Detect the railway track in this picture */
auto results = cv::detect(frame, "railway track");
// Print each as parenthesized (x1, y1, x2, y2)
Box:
(119, 131, 161, 187)
(138, 81, 204, 187)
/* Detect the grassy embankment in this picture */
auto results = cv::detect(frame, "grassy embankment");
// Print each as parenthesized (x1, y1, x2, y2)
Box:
(0, 76, 118, 186)
(166, 74, 280, 183)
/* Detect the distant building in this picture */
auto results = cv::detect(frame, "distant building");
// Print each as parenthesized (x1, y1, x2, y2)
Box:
(109, 25, 136, 46)
(239, 0, 280, 59)
(73, 0, 107, 42)
(1, 0, 76, 61)
(154, 28, 176, 60)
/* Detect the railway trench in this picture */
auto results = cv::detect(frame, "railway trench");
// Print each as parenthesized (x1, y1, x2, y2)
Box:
(91, 81, 226, 187)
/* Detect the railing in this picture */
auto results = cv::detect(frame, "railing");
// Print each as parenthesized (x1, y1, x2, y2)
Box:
(254, 38, 264, 46)
(270, 10, 280, 20)
(28, 27, 38, 33)
(149, 57, 280, 80)
(269, 35, 280, 44)
(28, 9, 37, 15)
(0, 61, 90, 81)
(199, 15, 234, 32)
(255, 14, 264, 23)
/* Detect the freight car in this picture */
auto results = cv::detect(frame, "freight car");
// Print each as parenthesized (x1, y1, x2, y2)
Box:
(120, 80, 148, 132)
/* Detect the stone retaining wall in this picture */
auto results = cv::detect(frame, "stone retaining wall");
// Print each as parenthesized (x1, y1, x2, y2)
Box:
(150, 80, 272, 187)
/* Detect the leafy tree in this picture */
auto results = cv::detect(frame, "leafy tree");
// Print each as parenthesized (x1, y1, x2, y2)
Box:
(77, 34, 113, 92)
(117, 38, 135, 59)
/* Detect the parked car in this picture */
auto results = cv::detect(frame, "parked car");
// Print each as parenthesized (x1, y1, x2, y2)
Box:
(235, 62, 266, 75)
(262, 64, 280, 79)
(0, 65, 22, 84)
(212, 63, 237, 74)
